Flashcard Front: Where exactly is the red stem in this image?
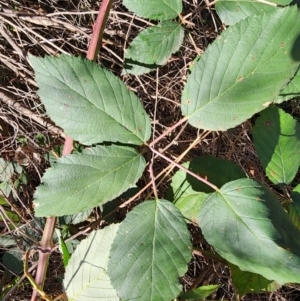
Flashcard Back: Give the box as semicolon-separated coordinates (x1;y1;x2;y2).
86;0;113;61
30;1;113;300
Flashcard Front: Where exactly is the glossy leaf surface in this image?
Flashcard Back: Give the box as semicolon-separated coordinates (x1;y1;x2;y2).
2;248;23;275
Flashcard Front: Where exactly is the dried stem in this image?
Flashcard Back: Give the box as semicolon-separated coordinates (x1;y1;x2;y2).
0;91;66;138
149;146;219;192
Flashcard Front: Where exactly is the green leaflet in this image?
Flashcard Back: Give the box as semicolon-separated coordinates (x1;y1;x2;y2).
64;225;119;301
289;185;300;231
169;156;245;222
108;199;192;301
122;0;182;20
253;106;300;185
179;285;219;300
199;178;300;284
123;20;184;75
34;145;146;217
230;264;281;296
29;54;151;145
277;69;300;103
215;0;292;25
181;7;300;131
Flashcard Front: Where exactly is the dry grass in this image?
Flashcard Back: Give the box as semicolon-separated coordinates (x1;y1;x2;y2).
1;0;300;300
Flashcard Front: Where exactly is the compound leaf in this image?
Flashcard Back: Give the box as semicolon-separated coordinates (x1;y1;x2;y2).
253;106;300;185
181;7;300;131
123;20;184;75
108;199;192;301
34;145;146;217
215;0;291;25
122;0;182;20
29;54;151;145
64;224;119;301
199;178;300;284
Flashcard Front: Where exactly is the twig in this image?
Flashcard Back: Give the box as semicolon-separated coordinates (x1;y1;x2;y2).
3;262;38;301
0;21;25;58
149;146;219;191
148;117;188;148
101;131;212;220
193;248;227;264
148;68;160;199
24;247;67;301
145;130;212;200
0;91;66;138
0;206;39;245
